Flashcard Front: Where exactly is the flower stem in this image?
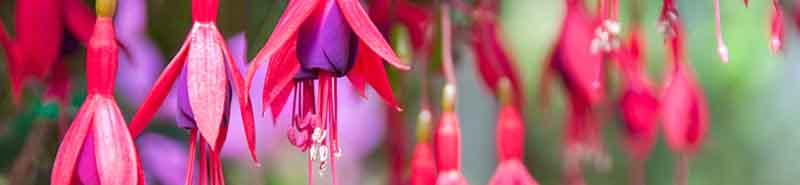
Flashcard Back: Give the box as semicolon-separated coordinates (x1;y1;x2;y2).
441;4;457;86
674;154;689;185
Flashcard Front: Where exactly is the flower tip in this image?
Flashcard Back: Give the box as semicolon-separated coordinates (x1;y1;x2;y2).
770;37;782;54
442;84;457;112
497;78;512;106
416;110;432;142
717;45;729;63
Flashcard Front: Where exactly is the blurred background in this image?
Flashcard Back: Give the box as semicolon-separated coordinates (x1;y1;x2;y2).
0;0;797;185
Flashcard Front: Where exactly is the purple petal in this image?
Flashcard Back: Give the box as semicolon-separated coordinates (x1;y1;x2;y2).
176;64;197;129
77;133;100;185
296;0;356;79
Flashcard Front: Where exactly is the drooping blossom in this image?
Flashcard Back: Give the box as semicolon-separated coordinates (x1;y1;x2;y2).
113;0;177;118
137;133;190;185
127;4;259;184
410;109;437;185
435;85;468;185
539;1;607;184
470;2;525;111
489;79;539;185
614;25;659;185
0;0;94;104
246;0;409;183
658;1;710;184
51;4;144;184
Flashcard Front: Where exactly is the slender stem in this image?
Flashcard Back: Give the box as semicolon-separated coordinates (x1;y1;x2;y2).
629;159;645;185
674;154;689;185
441;4;457;86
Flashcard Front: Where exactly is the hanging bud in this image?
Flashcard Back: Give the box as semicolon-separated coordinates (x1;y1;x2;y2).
410;109;437;185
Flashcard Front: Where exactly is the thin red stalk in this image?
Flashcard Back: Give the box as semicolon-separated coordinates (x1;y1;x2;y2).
714;0;729;63
200;138;208;185
611;0;619;20
629;159;645;185
449;0;473;14
8;122;49;185
441;4;457;86
185;129;198;185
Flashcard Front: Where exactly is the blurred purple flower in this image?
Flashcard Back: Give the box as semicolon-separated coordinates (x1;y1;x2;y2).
137;133;190;185
114;0;176;118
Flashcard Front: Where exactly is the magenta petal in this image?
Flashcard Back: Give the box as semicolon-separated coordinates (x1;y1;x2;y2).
77;134;100;185
176;65;197;129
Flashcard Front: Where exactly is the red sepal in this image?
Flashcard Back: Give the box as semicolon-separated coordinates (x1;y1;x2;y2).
249;0;320;78
129;36;192;138
63;0;96;44
337;0;409;70
354;41;401;110
51;100;95;185
217;31;260;165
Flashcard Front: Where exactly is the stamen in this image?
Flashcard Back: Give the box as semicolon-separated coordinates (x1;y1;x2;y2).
199;137;208;185
770;0;782;54
184;129;198;185
714;0;729;63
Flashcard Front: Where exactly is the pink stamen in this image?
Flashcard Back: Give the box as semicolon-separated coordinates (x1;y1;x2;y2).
714;0;729;63
770;0;782;54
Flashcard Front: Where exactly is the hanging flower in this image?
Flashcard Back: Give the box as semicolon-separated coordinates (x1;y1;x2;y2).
539;1;607;184
769;0;783;53
246;0;409;183
470;4;525;111
410;109;437;185
489;79;539;185
0;0;94;103
658;1;710;184
613;25;659;185
127;2;259;181
51;4;145;184
435;85;468;185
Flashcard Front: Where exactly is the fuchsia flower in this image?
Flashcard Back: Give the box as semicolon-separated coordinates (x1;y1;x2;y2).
769;0;783;53
0;0;94;104
470;3;525;111
130;0;258;162
489;80;538;185
658;1;710;184
410;110;437;185
245;0;409;183
613;26;659;185
435;85;468;185
540;1;607;184
51;5;145;184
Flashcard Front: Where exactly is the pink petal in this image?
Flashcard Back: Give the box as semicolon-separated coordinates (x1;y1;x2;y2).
186;26;228;150
51;100;96;185
92;99;140;185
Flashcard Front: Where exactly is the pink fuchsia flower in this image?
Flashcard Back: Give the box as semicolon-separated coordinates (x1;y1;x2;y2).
0;0;94;104
489;80;538;185
410;110;437;185
769;0;783;53
246;0;409;183
658;1;710;184
612;26;659;185
470;4;525;111
435;85;468;185
127;0;259;177
539;1;607;184
51;5;145;184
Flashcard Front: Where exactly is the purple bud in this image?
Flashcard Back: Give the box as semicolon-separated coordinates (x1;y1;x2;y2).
295;0;357;79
